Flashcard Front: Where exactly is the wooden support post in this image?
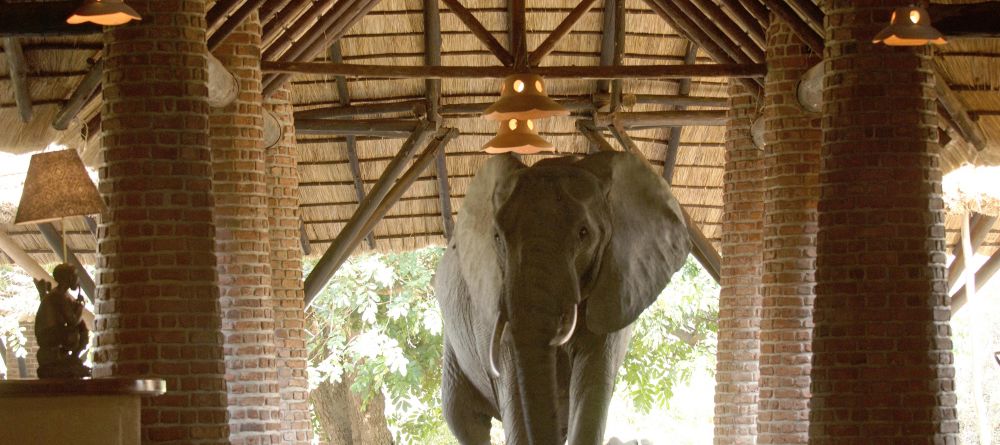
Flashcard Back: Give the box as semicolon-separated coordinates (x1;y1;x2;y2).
595;110;728;128
425;0;453;239
529;0;600;67
52;60;103;131
441;0;514;66
576;120;616;152
952;247;1000;313
947;214;997;294
663;43;699;183
3;38;33;123
36;222;96;303
303;122;434;301
935;67;988;151
597;0;617;98
610;0;627;111
294;119;424;136
759;0;823;55
434;149;455;240
262;61;767;79
304;127;456;304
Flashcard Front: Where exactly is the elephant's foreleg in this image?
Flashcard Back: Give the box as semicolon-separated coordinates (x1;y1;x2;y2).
442;343;493;445
567;325;634;445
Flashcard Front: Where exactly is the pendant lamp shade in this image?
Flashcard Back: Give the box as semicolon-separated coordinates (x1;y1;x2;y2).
483;74;570;121
14;150;107;225
483;119;554;155
66;0;142;26
872;6;945;46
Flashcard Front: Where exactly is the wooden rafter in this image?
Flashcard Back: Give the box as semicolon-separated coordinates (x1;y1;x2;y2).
53;60;102;131
260;0;296;27
735;0;770;29
3;38;33;123
690;0;764;63
295;100;427;119
36;222;96;303
299;218;312;255
441;0;514;66
597;0;618;98
673;0;758;64
663;42;699;183
610;0;627;111
529;0;600;67
425;0;455;240
759;0;823;55
595;110;728;128
206;0;243;35
576;120;617;153
508;0;528;70
935;67;989;152
717;0;766;47
295;118;424;136
330;42;376;250
262;0;338;56
952;247;1000;313
263;61;766;79
608;122;641;154
947;214;997;294
208;0;269;50
786;0;824;36
303;126;454;304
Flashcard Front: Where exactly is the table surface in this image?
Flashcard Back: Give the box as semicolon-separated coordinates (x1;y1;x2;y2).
0;377;166;397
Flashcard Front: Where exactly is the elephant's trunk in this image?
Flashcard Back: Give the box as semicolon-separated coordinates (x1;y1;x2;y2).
513;336;559;445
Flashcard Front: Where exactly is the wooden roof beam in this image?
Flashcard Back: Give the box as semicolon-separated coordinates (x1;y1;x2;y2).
3;38;33;123
607;121;641;154
642;0;762;97
295;118;425;137
759;0;823;55
261;0;337;54
935;67;988;152
206;0;245;36
736;0;770;27
928;2;1000;38
304;126;456;304
576;120;617;153
595;110;728;128
263;0;380;96
673;0;760;64
951;245;1000;313
529;0;600;67
786;0;824;36
947;214;997;295
425;0;454;240
208;0;269;51
441;0;514;66
330;42;376;250
610;0;627;111
508;0;527;70
663;42;699;183
52;60;103;131
295;100;427;120
597;0;617;97
37;222;96;304
689;0;764;63
716;0;766;47
263;61;766;79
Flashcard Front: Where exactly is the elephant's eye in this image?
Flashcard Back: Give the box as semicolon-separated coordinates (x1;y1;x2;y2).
579;227;589;239
494;233;501;243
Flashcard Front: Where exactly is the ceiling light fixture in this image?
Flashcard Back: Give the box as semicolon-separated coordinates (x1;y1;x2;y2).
67;0;142;26
872;5;946;46
482;74;569;121
482;118;554;155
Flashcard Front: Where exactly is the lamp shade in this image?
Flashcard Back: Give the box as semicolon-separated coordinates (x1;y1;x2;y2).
872;6;945;46
483;119;554;155
66;0;142;26
14;150;107;225
482;74;570;121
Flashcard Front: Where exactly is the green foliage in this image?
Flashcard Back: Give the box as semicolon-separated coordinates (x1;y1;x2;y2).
617;258;720;413
0;264;42;362
306;247;446;444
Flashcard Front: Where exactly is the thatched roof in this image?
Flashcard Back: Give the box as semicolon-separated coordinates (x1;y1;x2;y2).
0;0;998;269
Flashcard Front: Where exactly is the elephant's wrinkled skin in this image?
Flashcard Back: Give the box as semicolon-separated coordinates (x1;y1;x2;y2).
435;151;690;445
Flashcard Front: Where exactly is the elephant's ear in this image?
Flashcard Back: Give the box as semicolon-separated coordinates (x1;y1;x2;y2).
576;151;691;334
454;154;526;306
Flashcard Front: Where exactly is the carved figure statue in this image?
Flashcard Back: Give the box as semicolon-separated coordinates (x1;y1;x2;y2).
34;263;91;378
435;151;690;444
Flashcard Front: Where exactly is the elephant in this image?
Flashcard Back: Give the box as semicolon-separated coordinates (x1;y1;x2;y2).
434;150;691;445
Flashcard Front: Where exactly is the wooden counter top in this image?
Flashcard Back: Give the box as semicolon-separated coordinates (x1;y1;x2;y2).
0;378;166;397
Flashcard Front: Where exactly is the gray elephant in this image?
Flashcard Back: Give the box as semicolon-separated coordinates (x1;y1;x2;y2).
434;150;690;445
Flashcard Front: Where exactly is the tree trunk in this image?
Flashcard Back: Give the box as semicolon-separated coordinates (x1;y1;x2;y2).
310;373;394;445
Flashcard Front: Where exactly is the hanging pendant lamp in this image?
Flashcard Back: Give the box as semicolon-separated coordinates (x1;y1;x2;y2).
482;74;570;121
67;0;142;26
872;6;945;46
482;118;554;155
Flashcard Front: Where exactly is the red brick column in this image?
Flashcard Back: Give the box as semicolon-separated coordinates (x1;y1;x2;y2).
757;16;820;445
812;1;958;443
265;88;312;445
209;13;281;445
714;81;763;445
94;1;229;443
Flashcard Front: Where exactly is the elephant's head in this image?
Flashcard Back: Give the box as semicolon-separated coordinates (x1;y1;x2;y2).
454;151;690;444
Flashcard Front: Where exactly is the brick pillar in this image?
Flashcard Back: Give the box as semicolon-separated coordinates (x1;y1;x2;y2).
264;88;312;445
812;2;958;443
757;15;820;445
714;81;763;445
94;1;229;443
209;13;281;445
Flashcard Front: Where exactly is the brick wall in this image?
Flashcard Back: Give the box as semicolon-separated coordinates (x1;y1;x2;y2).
265;88;312;445
757;16;820;445
813;1;958;443
94;1;230;443
209;13;282;445
714;81;763;445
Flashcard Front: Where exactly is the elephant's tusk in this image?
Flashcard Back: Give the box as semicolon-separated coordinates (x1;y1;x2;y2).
549;305;578;347
489;313;507;378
